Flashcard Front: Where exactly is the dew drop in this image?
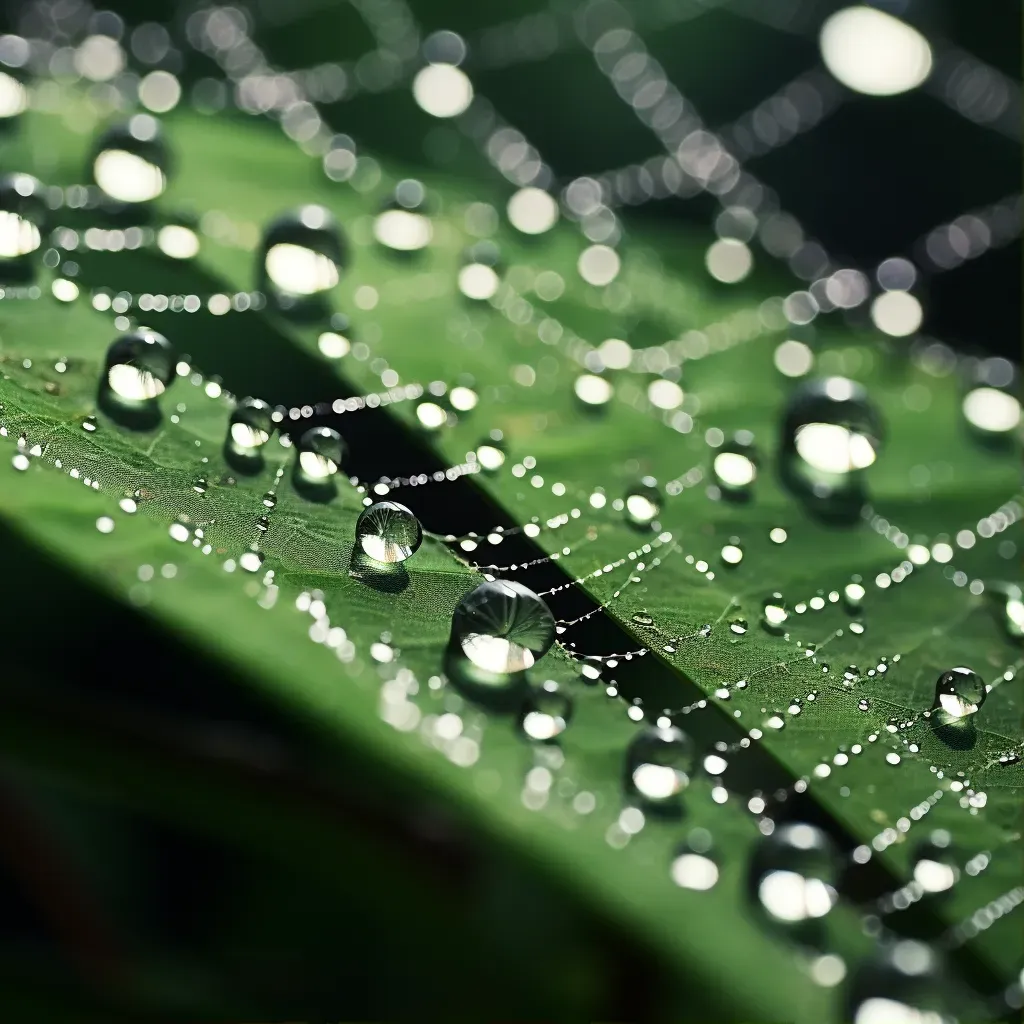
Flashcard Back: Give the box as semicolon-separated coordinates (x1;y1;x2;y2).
845;941;948;1024
624;478;661;528
374;179;432;252
192;475;207;494
911;830;959;894
730;617;749;635
671;832;720;890
81;415;98;433
625;725;695;806
260;206;344;315
450;580;555;677
475;435;506;472
296;426;344;480
91;115;169;204
844;580;866;613
762;592;789;633
749;823;839;934
519;679;573;742
104;329;175;403
229;397;275;450
0;173;45;273
356;501;422;564
458;241;501;300
631;612;654;626
262;491;277;509
721;538;744;565
712;432;758;499
933;666;986;719
256;515;269;533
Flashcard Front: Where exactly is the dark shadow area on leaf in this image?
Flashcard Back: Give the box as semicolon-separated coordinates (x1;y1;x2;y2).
348;547;410;594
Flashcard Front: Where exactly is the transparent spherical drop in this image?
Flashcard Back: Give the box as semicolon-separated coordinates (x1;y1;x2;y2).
671;830;720;890
911;829;959;894
92;115;169;203
519;678;573;741
845;941;949;1024
934;666;986;719
0;173;45;263
356;501;422;564
961;358;1020;440
624;478;661;528
229;397;274;450
749;822;839;928
105;329;175;402
297;426;345;479
260;205;345;299
451;579;555;675
625;725;695;804
374;179;432;252
782;377;883;479
761;592;789;633
712;431;758;498
458;240;502;300
475;435;506;472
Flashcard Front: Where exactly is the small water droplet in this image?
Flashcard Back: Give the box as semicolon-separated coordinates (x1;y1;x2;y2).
934;666;986;719
749;823;839;936
721;537;744;565
631;612;654;626
356;501;422;564
712;432;758;498
450;580;555;677
625;725;695;807
229;397;275;450
762;592;789;633
295;426;344;484
260;205;345;316
104;329;175;403
843;580;865;613
374;179;432;253
730;617;748;635
519;679;572;742
475;436;506;471
624;477;661;528
92;115;169;204
256;515;269;533
845;941;947;1024
81;415;98;432
458;241;501;300
239;548;264;573
911;830;958;894
0;173;45;273
262;491;277;509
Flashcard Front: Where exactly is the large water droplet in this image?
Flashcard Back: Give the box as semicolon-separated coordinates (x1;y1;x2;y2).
911;830;959;894
624;478;661;528
934;666;986;719
229;398;274;450
0;173;44;276
712;431;758;499
260;206;344;316
374;179;432;252
762;592;789;633
780;377;883;523
519;679;572;741
450;580;555;676
750;823;839;933
458;240;501;300
91;114;169;203
625;725;695;806
845;941;948;1024
356;501;422;564
293;426;344;500
102;330;174;428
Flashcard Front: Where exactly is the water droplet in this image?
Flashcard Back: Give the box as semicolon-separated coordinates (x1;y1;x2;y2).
519;679;572;741
296;426;344;480
762;592;789;633
374;179;432;252
624;478;661;528
104;329;175;407
458;241;501;300
229;397;275;450
81;415;98;433
845;941;948;1024
934;666;986;719
239;548;264;573
721;538;744;565
574;373;614;407
730;617;748;635
625;725;695;806
450;580;555;676
91;114;168;204
192;475;207;494
962;359;1020;439
356;501;422;564
712;432;758;498
749;823;839;934
256;515;269;533
631;612;654;626
475;436;506;471
260;206;344;316
671;832;720;890
989;582;1024;641
0;173;45;275
844;580;866;613
858;699;870;711
780;377;883;523
911;830;959;894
